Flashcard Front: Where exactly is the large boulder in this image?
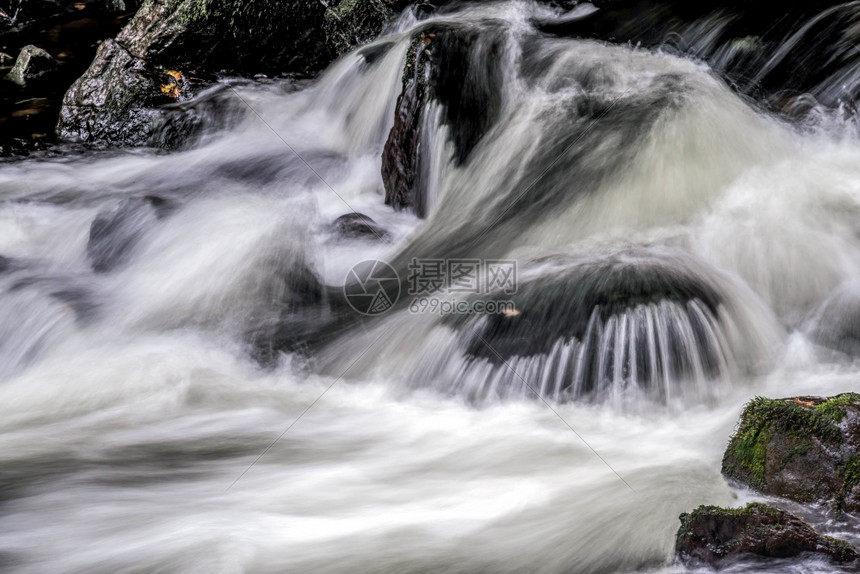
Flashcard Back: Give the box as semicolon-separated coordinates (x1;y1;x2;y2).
57;0;334;146
675;503;859;568
722;393;860;512
436;246;776;404
381;22;503;217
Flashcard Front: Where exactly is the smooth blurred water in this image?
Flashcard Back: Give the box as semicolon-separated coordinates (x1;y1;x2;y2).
0;2;859;572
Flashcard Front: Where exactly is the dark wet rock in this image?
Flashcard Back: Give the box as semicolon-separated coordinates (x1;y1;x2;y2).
461;249;721;360
381;23;504;217
0;138;50;158
0;3;136;152
722;393;860;513
436;247;767;403
57;39;173;146
675;503;860;567
330;213;390;241
4;45;60;86
0;1;138;32
324;0;407;56
147;83;247;150
87;195;176;272
57;0;333;146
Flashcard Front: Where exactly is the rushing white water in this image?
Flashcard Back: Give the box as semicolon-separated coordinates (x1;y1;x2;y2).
1;1;860;572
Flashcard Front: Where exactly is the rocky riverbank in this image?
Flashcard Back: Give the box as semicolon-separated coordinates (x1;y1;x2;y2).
4;0;860;157
675;394;860;570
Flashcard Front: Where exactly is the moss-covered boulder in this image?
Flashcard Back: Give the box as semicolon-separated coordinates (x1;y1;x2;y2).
722;393;860;512
57;0;334;146
675;503;859;567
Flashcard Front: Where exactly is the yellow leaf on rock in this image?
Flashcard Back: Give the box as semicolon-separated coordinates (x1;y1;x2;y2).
160;82;180;98
159;70;183;99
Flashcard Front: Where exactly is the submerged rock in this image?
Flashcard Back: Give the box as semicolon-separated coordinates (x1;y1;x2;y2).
4;45;60;86
807;284;860;357
722;393;860;512
329;213;390;241
381;23;503;217
441;246;774;403
57;0;333;146
675;503;859;567
87;195;176;272
244;263;328;366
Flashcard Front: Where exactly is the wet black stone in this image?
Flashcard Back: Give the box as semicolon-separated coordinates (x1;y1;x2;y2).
676;503;860;567
4;44;60;86
447;249;730;401
381;22;504;217
330;213;390;241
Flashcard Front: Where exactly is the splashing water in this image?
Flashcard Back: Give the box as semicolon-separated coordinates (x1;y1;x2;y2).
0;2;859;573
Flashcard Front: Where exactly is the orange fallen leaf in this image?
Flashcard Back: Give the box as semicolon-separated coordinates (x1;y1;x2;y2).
793;398;815;407
73;2;86;10
503;308;521;318
160;70;183;98
160;82;180;98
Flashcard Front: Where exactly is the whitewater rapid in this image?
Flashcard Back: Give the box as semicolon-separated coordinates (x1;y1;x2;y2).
0;1;860;572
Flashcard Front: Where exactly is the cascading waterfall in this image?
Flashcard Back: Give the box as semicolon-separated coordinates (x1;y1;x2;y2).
452;299;736;404
0;2;860;573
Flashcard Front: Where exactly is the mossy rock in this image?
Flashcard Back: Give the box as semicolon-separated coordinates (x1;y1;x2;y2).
675;502;859;567
324;0;403;55
722;393;860;512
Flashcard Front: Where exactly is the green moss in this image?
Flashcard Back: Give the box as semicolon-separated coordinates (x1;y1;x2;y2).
324;0;394;55
837;456;860;511
722;396;844;489
815;392;860;423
